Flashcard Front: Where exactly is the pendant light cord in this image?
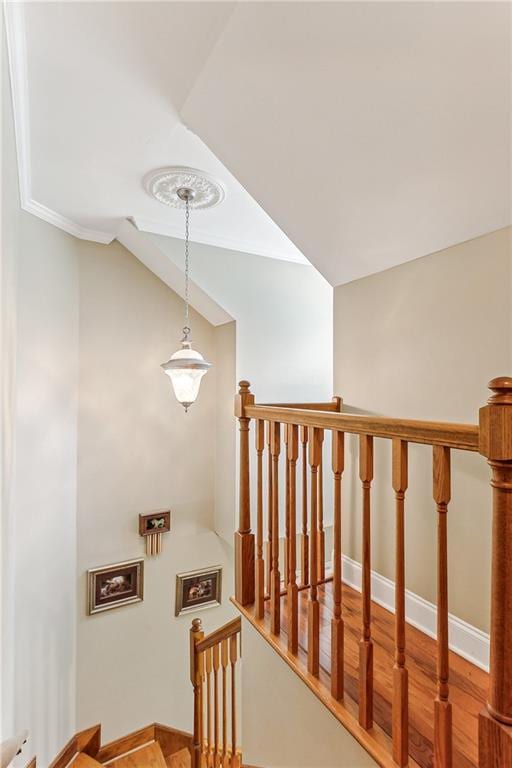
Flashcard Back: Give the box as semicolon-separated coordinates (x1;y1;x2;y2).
184;196;190;335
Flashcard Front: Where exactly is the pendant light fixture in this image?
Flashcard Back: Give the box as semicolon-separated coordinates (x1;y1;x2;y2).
160;187;212;411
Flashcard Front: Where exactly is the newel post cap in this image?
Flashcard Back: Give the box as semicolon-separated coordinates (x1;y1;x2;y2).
479;377;512;460
191;617;202;632
234;380;255;418
487;377;512;404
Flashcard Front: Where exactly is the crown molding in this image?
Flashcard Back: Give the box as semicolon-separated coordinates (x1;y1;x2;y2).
4;2;114;245
22;198;114;244
131;216;308;264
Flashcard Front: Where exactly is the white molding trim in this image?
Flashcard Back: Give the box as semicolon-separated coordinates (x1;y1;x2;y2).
117;219;232;327
4;2;114;245
132;216;308;265
339;554;489;672
22;198;114;244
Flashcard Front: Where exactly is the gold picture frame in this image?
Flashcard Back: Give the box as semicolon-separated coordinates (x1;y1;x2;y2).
175;565;222;616
88;558;144;615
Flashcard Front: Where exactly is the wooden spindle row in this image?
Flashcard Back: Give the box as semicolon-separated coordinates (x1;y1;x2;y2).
191;621;241;768
246;410;454;767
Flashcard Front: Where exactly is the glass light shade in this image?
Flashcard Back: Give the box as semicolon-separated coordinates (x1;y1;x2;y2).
161;345;211;411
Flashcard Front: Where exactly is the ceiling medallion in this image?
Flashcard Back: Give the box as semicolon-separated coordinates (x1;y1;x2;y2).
145;166;225;210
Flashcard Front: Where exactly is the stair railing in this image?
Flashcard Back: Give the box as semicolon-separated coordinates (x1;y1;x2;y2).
190;616;242;768
234;377;512;768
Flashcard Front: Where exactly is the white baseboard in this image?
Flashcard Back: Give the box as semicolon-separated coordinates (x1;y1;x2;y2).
336;554;489;672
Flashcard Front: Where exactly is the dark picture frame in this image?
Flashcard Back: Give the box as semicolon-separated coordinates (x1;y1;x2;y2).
175;566;222;616
88;558;144;615
138;510;171;537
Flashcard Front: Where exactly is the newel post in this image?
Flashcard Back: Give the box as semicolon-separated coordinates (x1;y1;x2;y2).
190;618;205;768
235;381;255;605
478;377;512;767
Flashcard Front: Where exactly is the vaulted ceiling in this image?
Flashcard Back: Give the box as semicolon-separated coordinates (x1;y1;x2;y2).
7;1;511;286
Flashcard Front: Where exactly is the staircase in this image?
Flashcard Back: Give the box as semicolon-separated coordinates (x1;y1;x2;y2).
19;616;246;768
46;724;193;768
42;720;256;768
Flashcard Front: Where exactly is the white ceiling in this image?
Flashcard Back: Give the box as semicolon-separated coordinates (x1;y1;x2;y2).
7;1;511;286
182;2;511;285
7;1;305;263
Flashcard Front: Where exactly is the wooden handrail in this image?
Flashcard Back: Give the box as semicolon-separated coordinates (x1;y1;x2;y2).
245;405;479;451
195;617;241;653
261;398;342;411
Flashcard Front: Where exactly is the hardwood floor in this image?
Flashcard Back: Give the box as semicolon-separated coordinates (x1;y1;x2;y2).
235;582;488;768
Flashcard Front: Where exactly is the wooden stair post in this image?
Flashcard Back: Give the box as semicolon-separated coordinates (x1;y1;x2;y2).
235;381;255;606
190;619;205;768
478;377;512;767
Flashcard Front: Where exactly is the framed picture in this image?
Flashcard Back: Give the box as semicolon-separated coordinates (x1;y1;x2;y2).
175;566;222;616
139;510;171;537
88;558;144;615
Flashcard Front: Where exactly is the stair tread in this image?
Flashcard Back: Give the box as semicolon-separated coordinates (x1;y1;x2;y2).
108;743;167;768
70;755;103;768
165;748;190;768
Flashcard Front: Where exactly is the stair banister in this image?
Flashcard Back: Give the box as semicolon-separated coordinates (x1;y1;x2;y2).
478;377;512;767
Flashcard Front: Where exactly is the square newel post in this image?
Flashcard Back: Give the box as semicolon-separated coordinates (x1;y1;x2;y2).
478;377;512;767
190;618;205;768
235;381;255;605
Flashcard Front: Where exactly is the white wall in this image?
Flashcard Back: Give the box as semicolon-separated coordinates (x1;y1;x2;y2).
241;619;376;768
333;227;512;632
2;22;78;764
150;235;333;403
213;321;237;544
76;240;237;740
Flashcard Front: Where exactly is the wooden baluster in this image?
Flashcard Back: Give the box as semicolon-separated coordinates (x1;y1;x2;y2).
230;635;239;768
359;434;374;729
235;381;255;606
478;377;512;768
212;644;220;768
331;430;345;700
433;445;452;768
317;431;326;581
393;438;409;766
287;424;299;654
300;426;309;587
190;619;205;768
205;648;213;768
308;427;323;676
221;639;229;767
255;420;265;619
266;421;272;598
270;422;281;635
284;425;290;587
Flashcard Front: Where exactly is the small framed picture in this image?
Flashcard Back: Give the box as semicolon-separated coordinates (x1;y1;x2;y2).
88;558;144;615
139;510;171;537
175;566;222;616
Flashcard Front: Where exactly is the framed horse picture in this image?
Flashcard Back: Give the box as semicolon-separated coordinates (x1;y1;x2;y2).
175;566;222;616
88;558;144;615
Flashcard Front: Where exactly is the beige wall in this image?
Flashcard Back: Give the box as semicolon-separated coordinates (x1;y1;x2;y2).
241;619;376;768
333;227;512;631
76;241;236;740
3;22;79;764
